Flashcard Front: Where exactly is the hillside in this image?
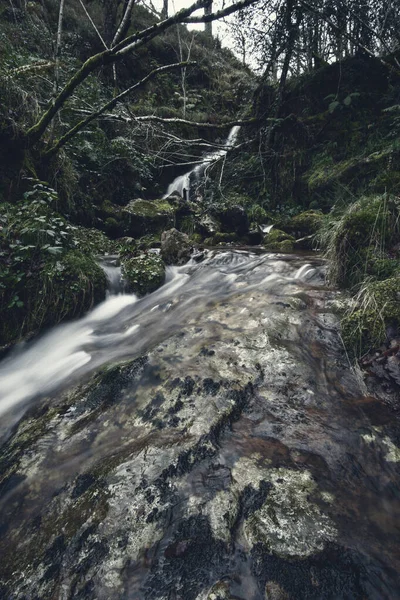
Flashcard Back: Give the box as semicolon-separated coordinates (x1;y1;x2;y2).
0;0;253;347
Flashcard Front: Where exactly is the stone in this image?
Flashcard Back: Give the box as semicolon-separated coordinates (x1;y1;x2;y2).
213;205;249;236
161;228;192;265
198;214;221;236
265;581;289;600
123;199;175;237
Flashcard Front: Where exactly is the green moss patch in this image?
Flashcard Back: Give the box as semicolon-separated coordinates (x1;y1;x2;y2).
264;229;295;252
121;253;165;296
123;199;176;237
286;210;323;237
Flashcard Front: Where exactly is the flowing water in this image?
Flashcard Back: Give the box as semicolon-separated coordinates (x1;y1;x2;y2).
0;250;399;600
164;126;240;199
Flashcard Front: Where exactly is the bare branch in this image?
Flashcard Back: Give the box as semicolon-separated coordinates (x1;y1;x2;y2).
25;0;261;146
78;0;108;49
184;0;260;24
112;0;136;47
129;115;259;127
7;61;54;76
46;62;197;155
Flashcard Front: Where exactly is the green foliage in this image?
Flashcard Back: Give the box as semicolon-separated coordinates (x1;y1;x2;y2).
341;277;400;356
0;181;108;345
247;204;268;225
121;253;165;296
73;226;116;255
318;194;400;287
325;92;361;114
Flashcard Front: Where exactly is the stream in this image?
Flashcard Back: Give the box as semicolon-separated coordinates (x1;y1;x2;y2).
0;250;400;599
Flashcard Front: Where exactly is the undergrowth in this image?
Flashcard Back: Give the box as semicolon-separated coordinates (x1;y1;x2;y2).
318;193;400;356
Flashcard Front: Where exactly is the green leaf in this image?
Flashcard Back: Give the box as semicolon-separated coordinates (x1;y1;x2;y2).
329;100;340;113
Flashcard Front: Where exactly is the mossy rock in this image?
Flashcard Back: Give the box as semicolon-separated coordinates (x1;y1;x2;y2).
74;226;116;255
190;233;203;244
341;277;400;355
0;250;107;346
213;232;238;244
123;199;175;237
286;210;323;237
212;205;249;235
264;229;295;252
121;253;165;296
204;237;217;246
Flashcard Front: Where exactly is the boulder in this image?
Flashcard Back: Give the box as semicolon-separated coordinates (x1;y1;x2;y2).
161;228;192;265
121;253;165;296
123;199;175;237
264;229;296;252
213;205;249;236
198;213;221;236
286;210;323;238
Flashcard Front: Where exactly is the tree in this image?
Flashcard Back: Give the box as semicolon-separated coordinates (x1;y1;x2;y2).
9;0;260;156
204;0;213;37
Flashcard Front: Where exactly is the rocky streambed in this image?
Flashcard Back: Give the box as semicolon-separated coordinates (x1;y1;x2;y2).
0;250;399;599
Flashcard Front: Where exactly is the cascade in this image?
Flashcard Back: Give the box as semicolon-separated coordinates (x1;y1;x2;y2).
0;250;399;599
164;125;240;200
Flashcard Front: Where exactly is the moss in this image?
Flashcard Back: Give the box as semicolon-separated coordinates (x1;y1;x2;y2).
0;250;107;346
204;237;217;246
124;199;174;218
341;276;400;354
213;232;238;244
264;229;295;252
286;210;323;237
73;226;116;254
305;147;393;193
123;199;176;237
190;233;203;244
121;253;165;296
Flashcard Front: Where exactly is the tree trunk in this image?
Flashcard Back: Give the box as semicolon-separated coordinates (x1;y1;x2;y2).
205;0;212;37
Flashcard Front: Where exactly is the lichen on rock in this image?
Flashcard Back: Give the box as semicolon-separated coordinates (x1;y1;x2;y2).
243;468;337;559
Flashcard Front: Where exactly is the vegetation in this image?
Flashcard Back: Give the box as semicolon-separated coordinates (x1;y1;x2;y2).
121;253;165;296
1;0;400;363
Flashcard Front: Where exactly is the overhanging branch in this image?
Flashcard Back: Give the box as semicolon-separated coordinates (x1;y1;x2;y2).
46;61;197;155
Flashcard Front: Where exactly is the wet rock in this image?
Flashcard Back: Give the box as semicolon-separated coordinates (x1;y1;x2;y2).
265;581;289;600
161;228;192;265
244;469;337;559
1;252;399;599
198;214;221;236
212;205;249;236
123;199;175;237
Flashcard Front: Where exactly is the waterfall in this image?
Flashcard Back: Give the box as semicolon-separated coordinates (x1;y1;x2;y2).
98;255;123;296
164;125;240;200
